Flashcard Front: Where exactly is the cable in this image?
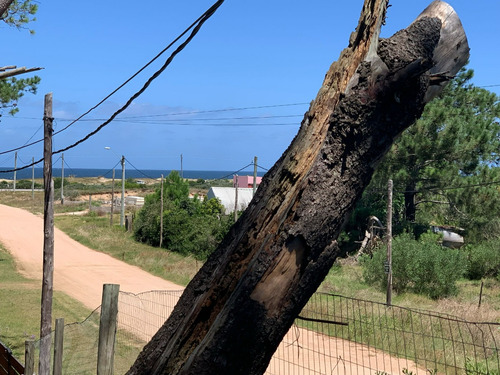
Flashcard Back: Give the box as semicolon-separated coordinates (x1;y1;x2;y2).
256;164;269;172
99;160;122;179
61;114;304;123
0;0;225;173
212;163;254;181
0;0;225;157
124;157;157;180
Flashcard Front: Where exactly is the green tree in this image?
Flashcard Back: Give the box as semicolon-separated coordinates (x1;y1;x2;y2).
133;171;232;259
367;68;500;239
1;0;40;116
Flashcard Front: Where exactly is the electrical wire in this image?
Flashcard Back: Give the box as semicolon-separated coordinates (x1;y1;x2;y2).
212;163;254;181
256;164;269;172
99;160;122;179
124;157;157;180
0;0;225;173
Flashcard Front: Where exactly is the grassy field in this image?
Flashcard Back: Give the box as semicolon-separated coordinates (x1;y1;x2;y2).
0;244;92;359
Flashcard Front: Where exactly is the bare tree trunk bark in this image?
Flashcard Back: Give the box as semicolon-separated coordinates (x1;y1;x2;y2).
127;1;468;374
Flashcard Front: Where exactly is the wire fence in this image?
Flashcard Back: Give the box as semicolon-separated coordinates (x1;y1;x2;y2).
28;291;499;374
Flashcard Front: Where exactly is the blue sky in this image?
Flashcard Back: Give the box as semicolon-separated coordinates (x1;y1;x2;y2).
1;0;499;173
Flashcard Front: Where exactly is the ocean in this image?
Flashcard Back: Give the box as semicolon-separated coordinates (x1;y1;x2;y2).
0;167;266;181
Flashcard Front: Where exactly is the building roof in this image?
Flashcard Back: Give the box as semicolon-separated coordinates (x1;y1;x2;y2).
207;187;254;215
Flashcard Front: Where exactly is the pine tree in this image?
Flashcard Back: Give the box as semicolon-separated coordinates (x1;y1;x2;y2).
369;68;500;239
1;0;40;116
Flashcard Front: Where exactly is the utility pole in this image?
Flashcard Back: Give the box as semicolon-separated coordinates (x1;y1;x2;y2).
110;169;115;226
160;174;164;248
13;151;17;191
31;156;35;200
252;156;258;196
180;154;183;179
234;175;239;223
386;179;393;307
61;153;65;205
39;93;54;375
120;156;125;227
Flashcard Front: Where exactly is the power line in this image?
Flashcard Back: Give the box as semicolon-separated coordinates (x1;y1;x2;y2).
212;163;254;181
99;160;122;179
0;0;225;173
0;0;225;158
124;157;157;180
256;164;269;172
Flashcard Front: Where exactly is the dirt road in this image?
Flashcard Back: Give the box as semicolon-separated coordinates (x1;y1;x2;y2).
0;204;183;310
0;204;425;374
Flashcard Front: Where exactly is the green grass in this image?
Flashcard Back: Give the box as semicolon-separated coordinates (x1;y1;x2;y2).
0;244;92;359
54;214;200;286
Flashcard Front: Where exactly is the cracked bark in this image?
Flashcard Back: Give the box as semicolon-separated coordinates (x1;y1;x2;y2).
127;1;469;374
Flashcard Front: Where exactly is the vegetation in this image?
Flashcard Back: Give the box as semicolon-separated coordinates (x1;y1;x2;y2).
1;0;40;116
361;232;467;299
0;244;92;359
134;171;232;260
342;68;500;247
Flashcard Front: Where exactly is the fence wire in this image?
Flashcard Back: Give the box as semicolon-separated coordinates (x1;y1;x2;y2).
29;291;499;375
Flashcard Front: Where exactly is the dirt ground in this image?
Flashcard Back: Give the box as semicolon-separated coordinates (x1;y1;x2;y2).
0;204;182;310
0;204;425;374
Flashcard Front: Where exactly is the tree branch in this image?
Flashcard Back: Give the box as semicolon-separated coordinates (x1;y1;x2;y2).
0;66;43;79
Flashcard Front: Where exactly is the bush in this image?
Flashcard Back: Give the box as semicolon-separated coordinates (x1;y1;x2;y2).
465;240;500;280
361;232;467;299
133;171;232;260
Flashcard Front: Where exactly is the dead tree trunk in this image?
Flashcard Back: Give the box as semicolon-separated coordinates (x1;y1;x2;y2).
127;1;468;374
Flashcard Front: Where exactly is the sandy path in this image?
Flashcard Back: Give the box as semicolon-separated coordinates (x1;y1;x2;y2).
0;204;183;310
0;204;425;374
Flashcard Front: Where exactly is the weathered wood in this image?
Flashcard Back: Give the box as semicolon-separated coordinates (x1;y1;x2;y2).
97;284;119;375
0;340;23;375
24;341;35;375
53;318;64;375
39;93;54;375
127;1;469;374
0;66;43;79
386;179;393;307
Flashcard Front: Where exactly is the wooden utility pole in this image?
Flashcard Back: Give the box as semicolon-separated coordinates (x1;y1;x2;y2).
39;92;54;375
13;151;17;191
109;169;115;225
160;174;164;248
180;154;183;179
120;156;125;227
31;156;35;200
61;153;65;205
253;156;258;196
127;2;469;374
234;174;239;223
386;179;393;307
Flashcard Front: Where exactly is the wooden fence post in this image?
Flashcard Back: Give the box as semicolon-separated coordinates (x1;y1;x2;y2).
53;318;64;375
24;340;35;375
97;284;119;375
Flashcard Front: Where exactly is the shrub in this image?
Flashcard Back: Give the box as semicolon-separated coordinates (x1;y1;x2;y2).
361;232;467;299
133;171;232;260
465;240;500;280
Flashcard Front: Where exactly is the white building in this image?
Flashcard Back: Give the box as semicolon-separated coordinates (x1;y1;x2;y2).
206;187;254;215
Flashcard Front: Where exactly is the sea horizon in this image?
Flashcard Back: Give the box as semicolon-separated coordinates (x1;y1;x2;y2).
0;167;266;181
